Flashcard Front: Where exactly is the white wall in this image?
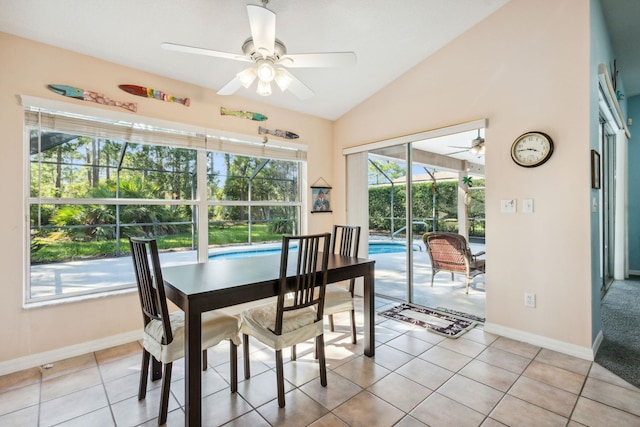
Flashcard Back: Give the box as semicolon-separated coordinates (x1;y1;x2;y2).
0;32;334;369
0;0;609;370
334;0;596;356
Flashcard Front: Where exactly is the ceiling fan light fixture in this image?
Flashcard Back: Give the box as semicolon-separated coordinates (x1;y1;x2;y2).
256;79;272;96
256;60;275;82
162;1;357;100
274;68;293;91
237;67;257;88
471;144;485;155
470;129;485;155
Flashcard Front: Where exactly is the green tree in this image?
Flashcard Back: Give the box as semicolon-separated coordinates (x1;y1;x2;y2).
368;159;406;185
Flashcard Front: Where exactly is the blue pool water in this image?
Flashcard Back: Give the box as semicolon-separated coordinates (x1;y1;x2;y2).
208;242;407;260
370;243;409;254
211;248;283;259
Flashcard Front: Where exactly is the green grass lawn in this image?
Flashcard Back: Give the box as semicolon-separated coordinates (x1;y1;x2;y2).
31;224;285;264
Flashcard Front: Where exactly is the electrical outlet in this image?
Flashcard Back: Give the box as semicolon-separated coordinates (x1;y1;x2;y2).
524;293;536;308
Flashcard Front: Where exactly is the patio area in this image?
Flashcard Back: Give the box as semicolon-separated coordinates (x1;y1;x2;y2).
368;238;486;319
30;238;486;319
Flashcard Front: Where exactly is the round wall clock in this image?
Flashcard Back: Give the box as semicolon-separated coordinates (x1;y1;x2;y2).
510;131;554;167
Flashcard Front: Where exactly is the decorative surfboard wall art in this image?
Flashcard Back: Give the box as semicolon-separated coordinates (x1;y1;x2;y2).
119;85;190;106
47;84;137;112
258;126;299;140
220;107;268;121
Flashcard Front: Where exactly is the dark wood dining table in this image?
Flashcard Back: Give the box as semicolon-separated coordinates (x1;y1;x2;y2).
162;252;375;426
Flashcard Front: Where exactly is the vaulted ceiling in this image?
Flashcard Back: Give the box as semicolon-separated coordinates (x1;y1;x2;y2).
0;0;509;121
2;1;636;169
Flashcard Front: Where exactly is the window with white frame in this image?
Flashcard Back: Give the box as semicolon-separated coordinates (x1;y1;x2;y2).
26;103;304;304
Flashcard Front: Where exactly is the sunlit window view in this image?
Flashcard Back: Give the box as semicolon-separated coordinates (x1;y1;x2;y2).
28;110;302;303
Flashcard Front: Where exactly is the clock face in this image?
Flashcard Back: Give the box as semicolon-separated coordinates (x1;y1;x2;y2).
511;132;554;167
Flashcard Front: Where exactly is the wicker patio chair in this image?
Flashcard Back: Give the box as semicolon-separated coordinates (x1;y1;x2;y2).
423;232;485;294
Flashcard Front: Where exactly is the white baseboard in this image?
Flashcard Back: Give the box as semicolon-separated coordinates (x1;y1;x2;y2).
0;330;142;376
628;269;640;276
591;329;604;357
2;323;605;376
484;322;596;361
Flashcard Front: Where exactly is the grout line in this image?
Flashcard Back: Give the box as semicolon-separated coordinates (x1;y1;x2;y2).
3;311;640;426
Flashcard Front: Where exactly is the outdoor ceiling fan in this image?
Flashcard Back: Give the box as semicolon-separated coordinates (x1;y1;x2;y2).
161;0;357;100
447;130;485;156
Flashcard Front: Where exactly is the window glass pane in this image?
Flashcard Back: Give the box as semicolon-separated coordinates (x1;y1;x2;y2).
208;206;297;248
26;110;301;304
119;144;196;200
207;153;298;202
209;152;243;201
30;203;197;300
208;206;249;245
250;206;298;237
30;133;122;198
28;126;199;301
251;160;298;202
30;134;196;200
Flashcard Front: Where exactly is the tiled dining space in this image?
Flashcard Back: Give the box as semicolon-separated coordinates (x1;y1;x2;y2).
1;298;639;427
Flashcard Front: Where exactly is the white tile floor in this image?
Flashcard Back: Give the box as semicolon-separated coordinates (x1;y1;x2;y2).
1;297;639;426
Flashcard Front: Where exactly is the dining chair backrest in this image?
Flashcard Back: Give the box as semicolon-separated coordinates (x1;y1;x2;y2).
275;233;331;335
331;225;361;258
130;237;173;345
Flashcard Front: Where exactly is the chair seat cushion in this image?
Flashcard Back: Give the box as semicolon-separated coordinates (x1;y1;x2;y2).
323;284;354;315
240;303;323;350
144;311;240;363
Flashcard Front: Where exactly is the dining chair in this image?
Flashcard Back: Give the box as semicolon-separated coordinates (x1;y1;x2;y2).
240;233;331;408
423;232;485;294
324;224;361;343
129;237;241;425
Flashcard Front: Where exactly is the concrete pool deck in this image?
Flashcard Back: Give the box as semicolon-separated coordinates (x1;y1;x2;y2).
29;238;486;318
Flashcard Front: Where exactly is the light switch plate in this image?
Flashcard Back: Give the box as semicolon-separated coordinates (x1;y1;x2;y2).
523;199;533;213
501;199;516;213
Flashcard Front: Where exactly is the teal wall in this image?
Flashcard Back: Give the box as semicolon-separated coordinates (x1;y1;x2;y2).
628;95;640;272
590;0;620;343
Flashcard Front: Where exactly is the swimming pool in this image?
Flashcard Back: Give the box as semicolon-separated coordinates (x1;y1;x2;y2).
208;241;408;260
369;242;410;254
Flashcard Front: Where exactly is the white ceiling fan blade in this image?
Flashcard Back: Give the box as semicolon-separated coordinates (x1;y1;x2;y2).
280;52;357;68
247;4;276;57
446;149;470;155
161;42;250;63
217;77;243;96
277;69;314;100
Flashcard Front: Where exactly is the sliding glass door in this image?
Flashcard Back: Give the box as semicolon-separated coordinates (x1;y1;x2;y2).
368;144;410;301
362;125;486;316
367;140;484;303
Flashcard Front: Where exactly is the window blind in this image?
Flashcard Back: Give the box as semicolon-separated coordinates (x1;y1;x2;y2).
22;95;307;161
25;108;204;149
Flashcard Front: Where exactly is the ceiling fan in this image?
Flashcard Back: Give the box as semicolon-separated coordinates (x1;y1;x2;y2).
447;130;485;156
161;0;356;100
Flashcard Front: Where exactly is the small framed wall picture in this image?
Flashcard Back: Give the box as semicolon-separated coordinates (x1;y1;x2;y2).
311;186;332;213
591;150;601;189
